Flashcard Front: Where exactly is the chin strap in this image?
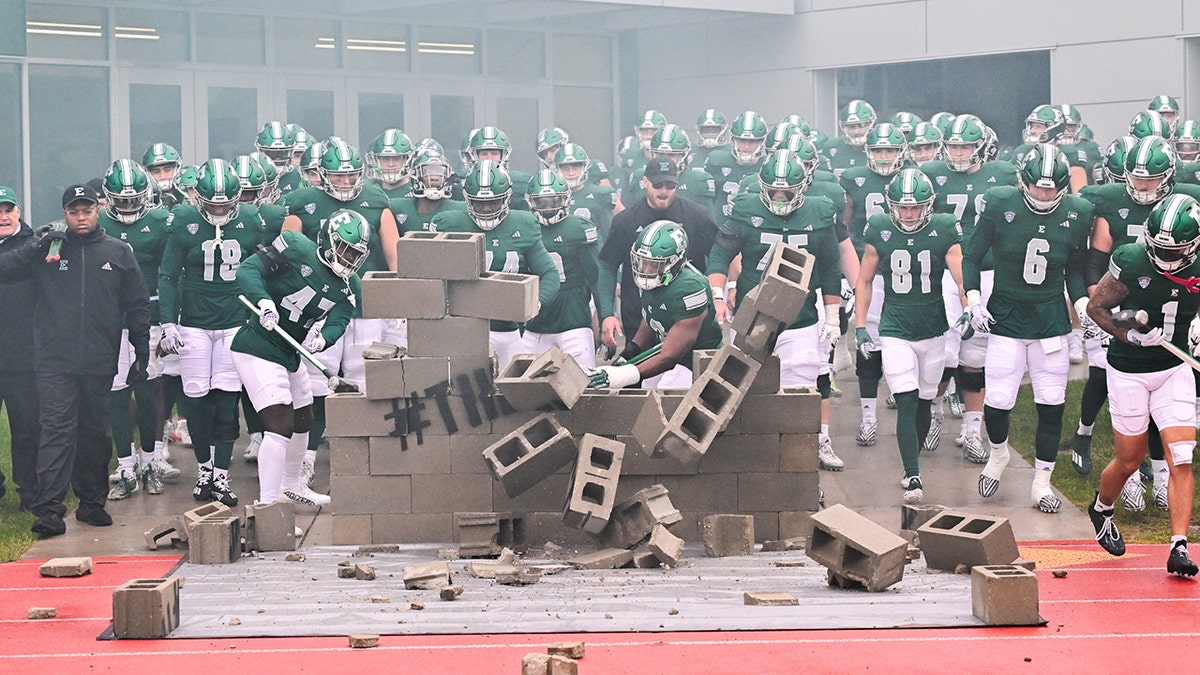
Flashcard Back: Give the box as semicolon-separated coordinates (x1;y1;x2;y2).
1163;268;1200;293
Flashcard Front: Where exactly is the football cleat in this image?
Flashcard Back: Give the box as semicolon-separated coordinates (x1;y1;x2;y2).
140;465;164;495
946;391;965;418
885;393;897;409
1071;433;1093;475
300;460;316;488
1033;491;1062;513
977;443;1011;498
149;456;181;480
193;466;213;502
923;415;942;453
209;472;239;507
109;465;127;485
900;475;924;505
1088;493;1125;556
1139;459;1154;484
173;418;192;446
962;429;988;464
1120;473;1146;512
244;432;262;462
855;420;877;446
107;470;140;501
818;437;845;471
1153;483;1169;511
282;485;331;508
1168;544;1199;577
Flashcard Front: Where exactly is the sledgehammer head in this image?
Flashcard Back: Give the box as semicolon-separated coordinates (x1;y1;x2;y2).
1111;308;1150;330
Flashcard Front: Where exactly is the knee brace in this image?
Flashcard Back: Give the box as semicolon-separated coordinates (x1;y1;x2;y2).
816;373;832;399
1169;440;1196;466
856;349;883;381
958;368;986;393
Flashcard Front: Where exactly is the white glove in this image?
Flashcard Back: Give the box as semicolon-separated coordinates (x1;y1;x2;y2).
965;290;994;333
817;303;841;347
257;299;280;331
840;279;855;315
1190;317;1200;358
159;323;184;355
586;363;641;389
1127;326;1165;347
302;328;327;353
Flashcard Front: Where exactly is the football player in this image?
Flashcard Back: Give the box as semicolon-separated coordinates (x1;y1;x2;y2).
621;124;718;219
143;143;185;208
392;149;464;234
257;121;303;195
823;100;876;178
468;126;531;211
555;143;620;242
704;111;769;217
694;109;730;168
366;129;413;199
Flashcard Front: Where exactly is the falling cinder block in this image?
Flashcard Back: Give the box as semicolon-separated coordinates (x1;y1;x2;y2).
807;504;907;592
649;523;684;567
28;607;57;619
702;514;755;557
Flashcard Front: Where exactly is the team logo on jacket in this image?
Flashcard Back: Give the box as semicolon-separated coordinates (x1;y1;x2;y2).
300;264;313;277
854;177;866;187
1138;276;1152;289
187;223;199;235
1004;211;1015;223
1119;208;1129;219
935;176;947;186
305;203;316;214
751;216;764;228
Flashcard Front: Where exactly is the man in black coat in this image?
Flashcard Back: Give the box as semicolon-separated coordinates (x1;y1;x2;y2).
0;186;38;510
0;185;150;537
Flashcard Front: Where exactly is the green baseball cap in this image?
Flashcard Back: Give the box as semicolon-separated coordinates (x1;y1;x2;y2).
0;186;17;206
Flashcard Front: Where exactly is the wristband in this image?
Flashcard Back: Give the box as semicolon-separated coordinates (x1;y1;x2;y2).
966;289;982;306
824;303;840;325
710;286;726;302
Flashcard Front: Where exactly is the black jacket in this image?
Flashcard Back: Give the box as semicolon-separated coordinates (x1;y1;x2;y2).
0;226;149;375
0;221;37;372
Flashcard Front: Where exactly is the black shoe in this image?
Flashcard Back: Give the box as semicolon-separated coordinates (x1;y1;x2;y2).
1088;492;1125;556
209;472;238;507
193;466;213;502
31;512;66;538
1169;544;1199;577
75;505;113;527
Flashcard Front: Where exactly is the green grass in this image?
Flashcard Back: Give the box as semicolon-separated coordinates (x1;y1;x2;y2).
1008;378;1191;543
0;409;37;561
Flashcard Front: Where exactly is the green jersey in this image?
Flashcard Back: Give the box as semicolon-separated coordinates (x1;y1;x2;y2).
231;230;359;371
390;197;466;234
919;160;1019;229
278;169;303;196
839;167;891;254
640;262;723;366
258;203;287;242
524;215;600;335
568;184;618;243
509;168;533;212
100;206;170;303
1106;243;1200;373
620;166;718;218
736;177;849;242
702;149;761;216
1178;161;1200;186
864;212;962;341
708;192;841;329
1082;183;1200;249
821;138;867;178
159;204;267;329
281;184;393;275
963;187;1092;339
587;159;610;187
373;179;412;200
430;208;562;332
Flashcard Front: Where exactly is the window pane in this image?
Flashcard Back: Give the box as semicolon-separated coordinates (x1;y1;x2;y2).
27;3;106;60
0;64;23;198
114;7;188;62
496;97;538;173
552;34;612;83
208;86;257;162
197;14;263;66
358;93;405;151
430;95;474;167
0;0;27;56
553;86;613;167
418;26;480;76
287;90;335;144
346;22;410;73
488;30;544;79
275;17;340;69
29;65;109;225
129;84;182;161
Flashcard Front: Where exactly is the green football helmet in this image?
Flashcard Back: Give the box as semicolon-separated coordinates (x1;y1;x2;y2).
525;169;571;226
1102;136;1138;184
318;209;372;280
781;135;821;175
464;160;512;230
1078;124;1095;142
635;110;667;151
780;115;812;140
194;158;243;227
1175;120;1200;162
1124;135;1177;205
102;159;152;224
885;168;936;233
319;139;365;202
174;164;199;204
696;109;729;149
247;151;280;204
1145;193;1200;273
408;150;453;201
367;129;413;184
865;123;908;177
764;122;801;154
255;121;296;173
630;219;688;291
553;143;591;189
809;128;830;149
929;112;956;137
141;143;182;191
1056;104;1083;145
616;135;639;171
1129;110;1169;140
536;127;570;169
469;126;512;168
908;122;944;164
1017;144;1071;214
649;124;692;173
757;150;811;216
889;112;922;140
231;154;268;205
1022;105;1065;145
839;100;876;147
460;129;480;172
943;115;988;172
729;110;769;167
289;124;310;162
298;141;326;188
1148;95;1181;133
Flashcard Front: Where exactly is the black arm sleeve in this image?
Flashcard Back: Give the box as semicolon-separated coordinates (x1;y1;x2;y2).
1084;248;1109;287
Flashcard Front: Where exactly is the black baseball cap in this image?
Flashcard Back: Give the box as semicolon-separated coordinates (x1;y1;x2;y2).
62;184;101;209
644;158;679;182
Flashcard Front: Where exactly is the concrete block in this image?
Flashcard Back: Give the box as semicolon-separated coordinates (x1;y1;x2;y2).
329;436;369;475
361;341;402;360
349;634;380;648
28;607;56;619
730;286;787;361
403;561;451;590
447;271;539;322
395;231;485;280
702;514;755;557
699;434;781;474
355;563;377;580
601;484;683;548
492;472;571;513
411;474;493;513
615;434;697;476
739;471;821;512
189;514;240;564
39;557;92;577
371;514;454;544
324;393;398;438
451;433;502;473
440;585;464;600
548;641;586;659
330;475;412;515
917;511;1020;571
361;272;446;319
244;501;296;552
779;511;817;539
483;413;576;498
649;523;684;567
743;591;799;606
370;433;452;475
112;577;181;639
971;564;1040;625
735;388;822;434
181;502;232;532
454;512;512;557
496;566;541;585
562;433;625;534
901;503;946;532
523;653;579;675
363;356;448;400
649;473;736;514
655;359;759;463
749;511;781;542
695;349;780;395
567;548;635;570
407;316;490;357
806;504;907;592
630;390;671;456
779;433;819;473
331;515;372;545
354;544;400;555
756;244;814;323
144;516;188;550
564;390;654;436
496;348;589;411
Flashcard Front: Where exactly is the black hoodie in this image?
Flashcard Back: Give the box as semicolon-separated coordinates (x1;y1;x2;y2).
0;221;36;372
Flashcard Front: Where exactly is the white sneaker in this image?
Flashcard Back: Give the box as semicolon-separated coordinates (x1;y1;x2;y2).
107;469;140;500
818;437;845;471
1121;473;1146;512
300;460;316;487
1031;469;1061;513
282;485;331;508
244;432;262;462
148;456;181;480
923;415;942;453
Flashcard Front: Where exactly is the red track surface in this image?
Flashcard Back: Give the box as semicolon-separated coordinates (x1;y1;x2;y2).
2;542;1198;674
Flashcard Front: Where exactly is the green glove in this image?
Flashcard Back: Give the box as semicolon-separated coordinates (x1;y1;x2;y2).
855;327;876;357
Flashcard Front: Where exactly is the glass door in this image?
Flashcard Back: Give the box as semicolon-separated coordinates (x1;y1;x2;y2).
485;83;550;175
193;70;269;163
346;77;416;152
273;75;345;144
115;69;196;165
417;80;482;171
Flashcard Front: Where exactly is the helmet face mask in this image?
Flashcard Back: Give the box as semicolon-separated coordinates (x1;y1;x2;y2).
525;169;571;226
635;110;667;151
1057;105;1083;145
367;129;413;184
408;152;453;201
142;143;182;191
553;143;590;189
536;127;570;169
464;160;512;230
886;168;935;233
195;159;242;227
1146;194;1200;274
255;121;297;173
468;127;512;170
630;219;688;291
1023;105;1065;145
757;150;811;217
319;140;365;202
696;109;729;149
730;111;768;166
649;124;692;173
865;123;907;177
319;209;371;280
1124;136;1176;206
1018;144;1070;214
1174;120;1200;162
908;122;944;164
943;116;987;172
1149;95;1181;134
103;159;151;224
839;100;876;147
